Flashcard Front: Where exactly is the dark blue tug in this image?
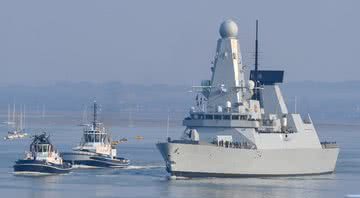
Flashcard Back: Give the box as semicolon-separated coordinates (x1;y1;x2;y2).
14;133;72;175
62;101;130;168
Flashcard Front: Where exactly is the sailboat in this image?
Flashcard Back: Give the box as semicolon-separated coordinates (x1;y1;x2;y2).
2;104;15;126
4;104;28;140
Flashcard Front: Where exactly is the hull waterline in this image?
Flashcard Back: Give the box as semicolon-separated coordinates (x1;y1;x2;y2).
62;152;129;168
157;142;339;178
13;160;72;175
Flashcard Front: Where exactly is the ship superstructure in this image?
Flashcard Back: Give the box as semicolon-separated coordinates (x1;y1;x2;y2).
157;19;339;178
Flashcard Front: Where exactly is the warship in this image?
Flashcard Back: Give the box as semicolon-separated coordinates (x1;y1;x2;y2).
157;19;339;178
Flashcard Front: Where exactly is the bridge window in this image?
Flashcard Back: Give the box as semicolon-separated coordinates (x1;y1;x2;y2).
214;115;221;120
223;115;230;120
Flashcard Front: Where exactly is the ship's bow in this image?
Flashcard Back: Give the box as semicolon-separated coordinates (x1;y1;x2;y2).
156;142;173;173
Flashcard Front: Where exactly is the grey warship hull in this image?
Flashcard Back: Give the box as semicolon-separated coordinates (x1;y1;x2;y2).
157;142;339;178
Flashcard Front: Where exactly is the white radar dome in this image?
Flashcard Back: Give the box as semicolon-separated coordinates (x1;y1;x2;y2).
219;19;238;38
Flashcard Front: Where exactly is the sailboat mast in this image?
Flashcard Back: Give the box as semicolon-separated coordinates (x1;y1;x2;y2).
20;105;23;130
23;105;25;130
12;104;15;124
7;104;10;124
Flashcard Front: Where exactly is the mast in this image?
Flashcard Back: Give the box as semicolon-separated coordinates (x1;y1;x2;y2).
12;104;15;124
7;104;10;124
20;105;23;130
93;101;97;129
254;20;260;100
23;105;26;130
128;110;133;127
166;113;170;138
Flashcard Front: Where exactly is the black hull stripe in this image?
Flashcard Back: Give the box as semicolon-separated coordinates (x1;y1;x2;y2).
64;159;129;168
170;171;334;178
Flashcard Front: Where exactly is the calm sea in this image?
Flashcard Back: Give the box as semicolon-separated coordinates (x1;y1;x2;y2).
0;121;359;198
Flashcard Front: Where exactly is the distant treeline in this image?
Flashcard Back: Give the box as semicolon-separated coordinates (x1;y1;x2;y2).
0;81;359;124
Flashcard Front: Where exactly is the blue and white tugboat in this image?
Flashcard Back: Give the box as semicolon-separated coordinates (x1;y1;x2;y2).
14;133;72;175
62;101;130;168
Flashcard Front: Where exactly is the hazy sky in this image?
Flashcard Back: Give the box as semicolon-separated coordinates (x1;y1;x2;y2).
1;0;359;85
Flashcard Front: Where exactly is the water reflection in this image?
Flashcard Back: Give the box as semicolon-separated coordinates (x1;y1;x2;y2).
165;175;338;198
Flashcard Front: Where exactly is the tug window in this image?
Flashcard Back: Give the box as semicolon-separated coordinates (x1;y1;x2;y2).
205;115;213;120
95;134;100;142
232;115;239;120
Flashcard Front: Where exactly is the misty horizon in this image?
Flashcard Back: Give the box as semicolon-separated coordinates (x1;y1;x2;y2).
1;0;360;85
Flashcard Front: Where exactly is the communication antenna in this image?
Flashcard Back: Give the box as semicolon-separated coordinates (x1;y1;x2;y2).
253;20;260;101
23;104;26;130
166;113;170;138
93;101;97;129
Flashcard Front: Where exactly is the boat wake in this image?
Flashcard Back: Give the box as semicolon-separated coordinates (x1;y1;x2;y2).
124;165;165;170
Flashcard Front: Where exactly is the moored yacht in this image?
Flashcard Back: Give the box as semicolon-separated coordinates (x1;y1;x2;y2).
62;101;129;168
4;104;28;140
13;133;72;175
4;130;28;140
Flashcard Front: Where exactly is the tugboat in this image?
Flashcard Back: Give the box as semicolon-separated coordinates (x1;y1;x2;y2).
14;133;72;175
62;101;130;168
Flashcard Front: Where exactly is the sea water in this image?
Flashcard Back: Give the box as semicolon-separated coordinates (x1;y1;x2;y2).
0;122;359;198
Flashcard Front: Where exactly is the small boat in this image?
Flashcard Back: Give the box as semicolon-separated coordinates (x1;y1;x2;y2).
111;138;128;145
135;135;144;140
4;130;28;140
13;133;72;175
62;101;130;168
